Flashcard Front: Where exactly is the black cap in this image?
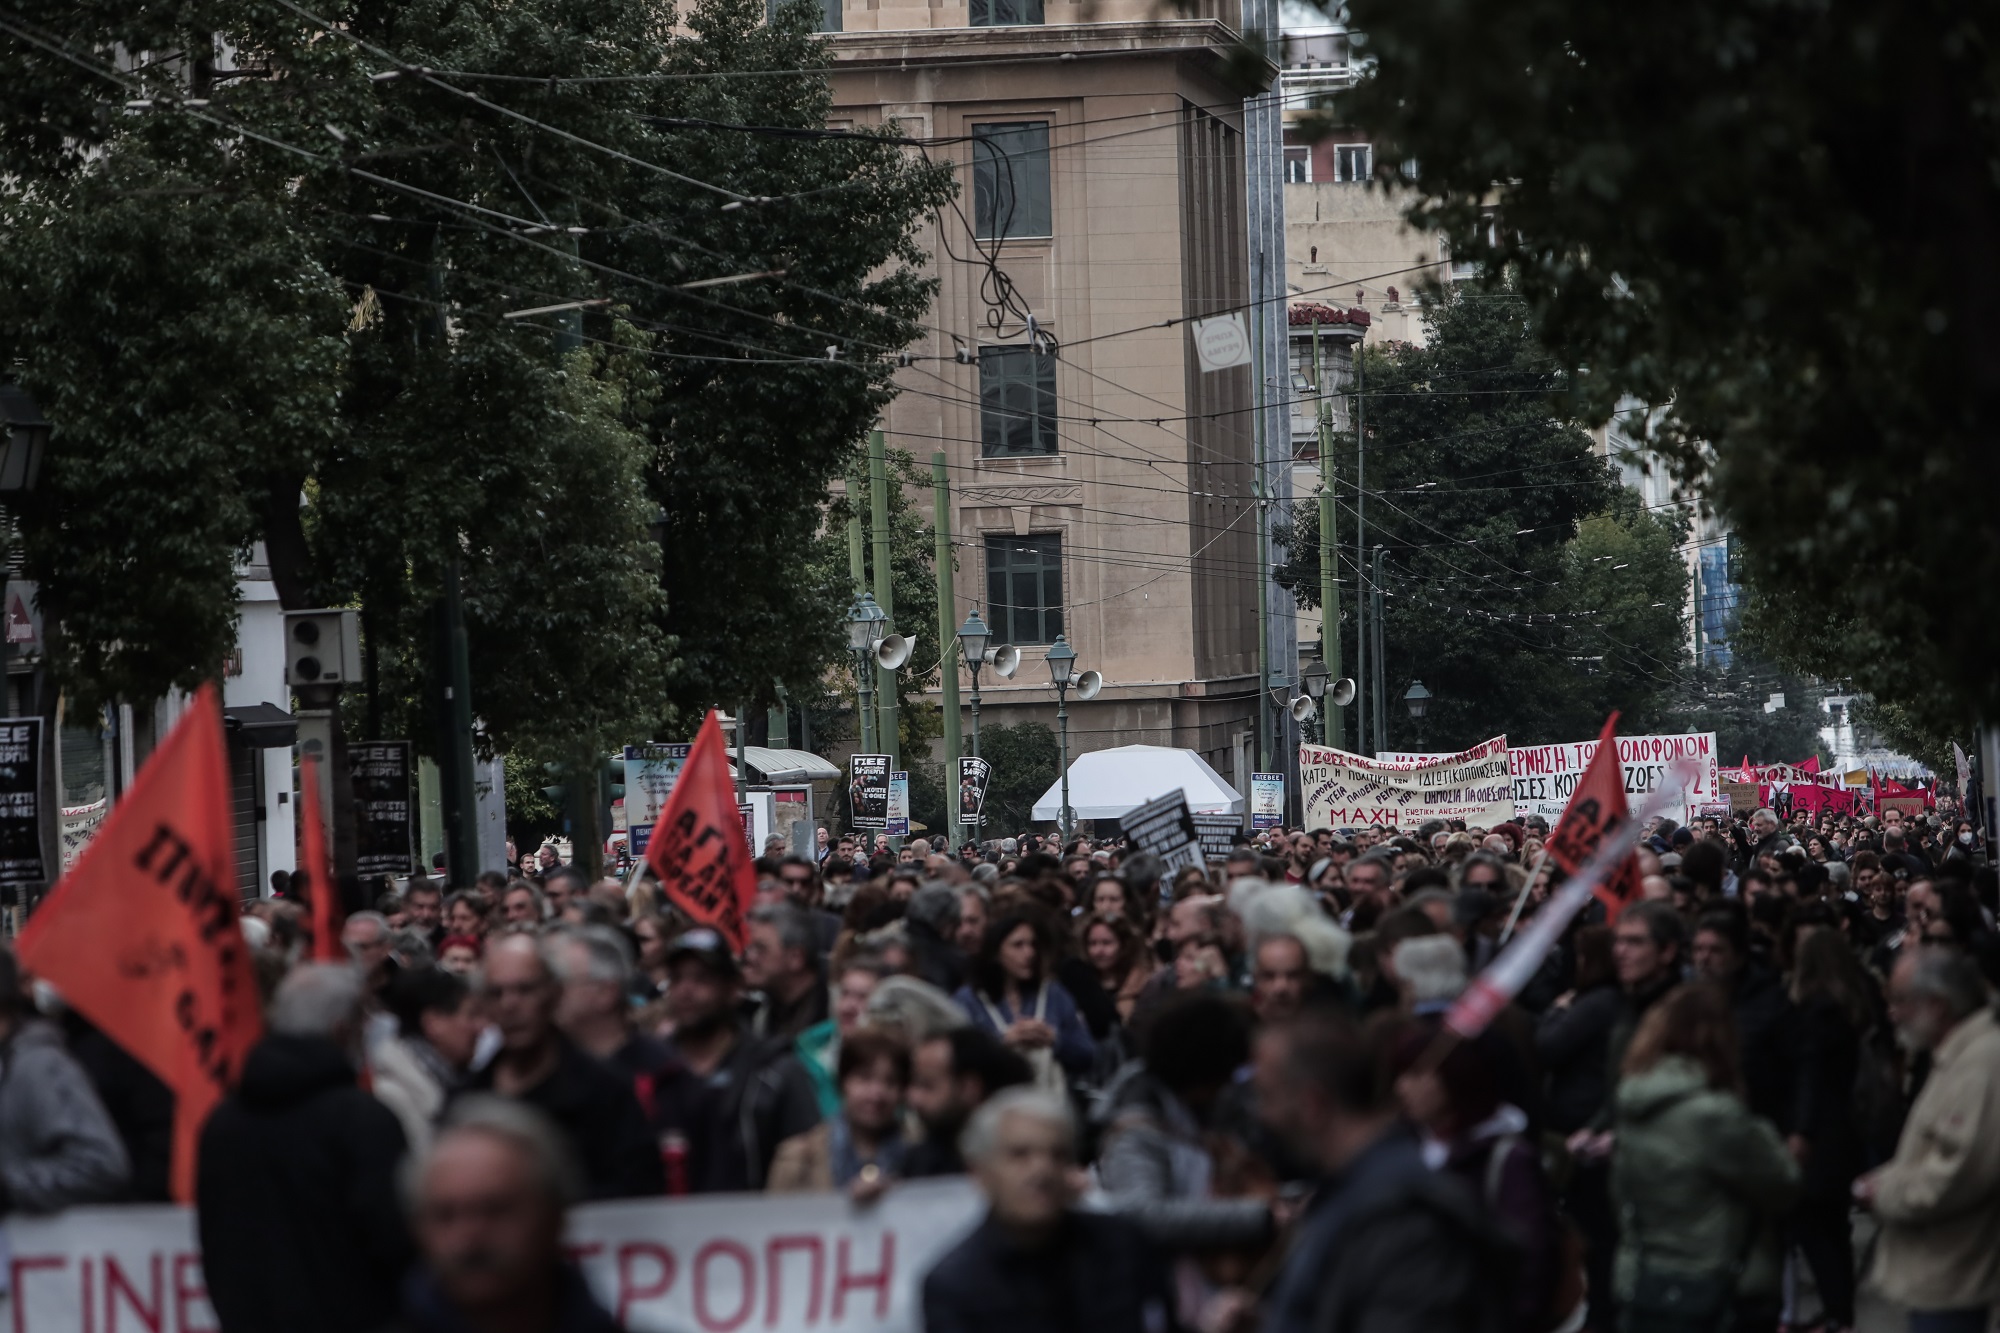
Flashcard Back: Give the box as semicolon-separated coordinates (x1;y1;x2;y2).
665;928;739;977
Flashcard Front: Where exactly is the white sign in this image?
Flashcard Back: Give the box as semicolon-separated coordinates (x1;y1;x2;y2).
0;1181;983;1333
1192;312;1252;372
1509;732;1719;826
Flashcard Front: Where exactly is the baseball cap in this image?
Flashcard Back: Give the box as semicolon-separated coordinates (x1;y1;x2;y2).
665;928;740;976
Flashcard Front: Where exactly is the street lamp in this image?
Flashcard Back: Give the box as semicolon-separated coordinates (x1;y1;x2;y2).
1043;635;1102;845
1403;679;1432;749
956;607;1018;759
0;384;49;495
847;593;887;752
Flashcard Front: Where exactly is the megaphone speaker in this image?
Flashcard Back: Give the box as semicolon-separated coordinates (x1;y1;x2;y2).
988;644;1020;679
1329;677;1358;707
1290;695;1318;723
1073;670;1103;701
876;634;913;670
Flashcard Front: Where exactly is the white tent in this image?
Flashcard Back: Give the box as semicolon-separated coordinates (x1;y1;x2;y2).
1030;744;1244;822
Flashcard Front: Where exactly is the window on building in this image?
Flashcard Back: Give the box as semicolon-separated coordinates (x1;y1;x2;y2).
986;534;1064;645
973;122;1051;240
1447;213;1498;280
766;0;842;29
979;345;1059;457
1283;146;1312;183
1333;144;1372;183
970;0;1043;21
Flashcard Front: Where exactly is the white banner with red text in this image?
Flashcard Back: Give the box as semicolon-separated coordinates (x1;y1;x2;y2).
1380;731;1721;827
1300;737;1514;831
0;1178;983;1333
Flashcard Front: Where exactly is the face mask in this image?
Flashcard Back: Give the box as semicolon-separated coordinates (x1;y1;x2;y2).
1960;832;1975;846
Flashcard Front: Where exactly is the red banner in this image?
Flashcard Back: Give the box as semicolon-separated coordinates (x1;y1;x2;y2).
1543;713;1642;923
643;711;757;951
300;756;343;962
17;686;262;1202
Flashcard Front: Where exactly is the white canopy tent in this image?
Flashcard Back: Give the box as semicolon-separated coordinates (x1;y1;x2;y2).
1030;744;1244;822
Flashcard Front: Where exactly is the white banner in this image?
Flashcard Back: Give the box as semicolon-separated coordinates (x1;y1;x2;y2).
0;1180;982;1333
1300;737;1513;830
1510;732;1718;826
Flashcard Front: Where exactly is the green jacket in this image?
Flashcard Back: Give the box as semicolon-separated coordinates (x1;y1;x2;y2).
1610;1055;1800;1301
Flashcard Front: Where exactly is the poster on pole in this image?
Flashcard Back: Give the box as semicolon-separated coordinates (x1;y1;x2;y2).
350;741;413;878
1300;736;1513;830
624;742;692;859
957;756;991;829
886;772;910;837
849;754;890;831
0;718;45;887
1250;772;1285;830
1120;790;1201;882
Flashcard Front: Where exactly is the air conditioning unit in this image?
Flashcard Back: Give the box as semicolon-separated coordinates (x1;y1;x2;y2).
284;609;362;687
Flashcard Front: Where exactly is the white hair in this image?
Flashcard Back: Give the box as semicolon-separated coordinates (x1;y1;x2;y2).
401;1095;583;1215
1235;880;1353;980
268;963;365;1038
549;924;632;987
864;975;969;1042
960;1087;1076;1167
1392;936;1467;1005
239;916;272;950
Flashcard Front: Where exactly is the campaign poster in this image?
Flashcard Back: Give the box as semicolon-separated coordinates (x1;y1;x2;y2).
886;772;911;837
0;718;44;886
849;754;891;831
350;741;413;878
624;742;691;859
1300;737;1514;830
1250;772;1284;830
957;756;991;829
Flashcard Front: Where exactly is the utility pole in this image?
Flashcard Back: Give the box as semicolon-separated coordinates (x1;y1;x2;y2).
1252;307;1272;773
933;453;963;850
435;559;482;884
1314;321;1344;750
1371;545;1388;755
1353;347;1368;753
868;432;899;786
847;472;872;753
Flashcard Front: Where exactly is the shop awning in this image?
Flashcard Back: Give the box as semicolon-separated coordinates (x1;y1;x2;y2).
223;702;297;748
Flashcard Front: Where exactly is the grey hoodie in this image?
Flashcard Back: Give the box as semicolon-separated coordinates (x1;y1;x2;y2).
0;1018;130;1211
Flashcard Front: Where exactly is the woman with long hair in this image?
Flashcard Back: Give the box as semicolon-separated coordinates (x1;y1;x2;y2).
953;908;1096;1087
1611;983;1800;1333
1080;911;1156;1024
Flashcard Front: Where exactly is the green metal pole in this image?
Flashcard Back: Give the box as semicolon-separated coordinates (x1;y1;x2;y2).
1253;309;1271;772
848;475;870;753
1315;322;1344;750
869;432;899;845
933;452;963;850
1354;345;1368;754
437;558;480;884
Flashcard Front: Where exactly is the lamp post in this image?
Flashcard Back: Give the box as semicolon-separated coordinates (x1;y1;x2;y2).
0;384;50;913
1403;680;1432;750
958;608;990;758
846;593;886;753
1046;635;1077;844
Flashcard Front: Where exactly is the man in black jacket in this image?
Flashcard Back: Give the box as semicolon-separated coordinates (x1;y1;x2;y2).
197;963;414;1333
465;935;664;1199
1691;910;1797;1131
923;1088;1171;1333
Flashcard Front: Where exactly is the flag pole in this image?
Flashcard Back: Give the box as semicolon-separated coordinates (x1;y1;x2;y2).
1498;849;1551;945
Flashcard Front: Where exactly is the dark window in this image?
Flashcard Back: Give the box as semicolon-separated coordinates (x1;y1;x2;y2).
973;123;1051;240
979;345;1058;457
970;0;1043;25
766;0;841;30
986;534;1064;645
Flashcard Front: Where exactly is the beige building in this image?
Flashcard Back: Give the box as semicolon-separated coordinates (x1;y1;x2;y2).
827;0;1289;794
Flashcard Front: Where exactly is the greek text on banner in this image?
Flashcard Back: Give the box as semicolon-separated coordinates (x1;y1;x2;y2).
1299;736;1513;829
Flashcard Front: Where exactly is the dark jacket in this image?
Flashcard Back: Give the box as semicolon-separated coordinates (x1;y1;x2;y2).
922;1209;1172;1333
197;1034;414;1333
907;918;968;995
389;1263;619;1333
655;1028;822;1193
1593;973;1680;1130
465;1037;664;1199
1790;994;1863;1199
1262;1126;1510;1333
66;1017;173;1203
1095;1068;1272;1249
1729;964;1797;1133
1535;984;1621;1133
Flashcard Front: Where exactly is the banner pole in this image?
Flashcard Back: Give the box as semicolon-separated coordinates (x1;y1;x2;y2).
1498;849;1550;945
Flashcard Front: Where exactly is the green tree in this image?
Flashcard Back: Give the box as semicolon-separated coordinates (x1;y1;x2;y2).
1277;289;1688;752
1662;654;1828;769
977;721;1060;834
1336;0;2000;730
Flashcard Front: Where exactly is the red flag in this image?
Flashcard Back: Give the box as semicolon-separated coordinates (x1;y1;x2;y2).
1871;767;1883;814
1544;713;1643;923
301;755;343;962
17;685;262;1201
643;710;757;950
1799;754;1820;775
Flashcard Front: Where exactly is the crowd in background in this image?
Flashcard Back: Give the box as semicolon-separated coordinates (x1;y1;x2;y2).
0;796;1994;1333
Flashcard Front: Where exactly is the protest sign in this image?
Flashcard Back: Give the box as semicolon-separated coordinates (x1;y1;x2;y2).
1249;772;1284;830
849;755;890;831
1299;737;1513;830
0;717;46;887
1121;790;1201;879
886;772;910;837
624;743;691;859
0;1179;984;1333
645;711;758;951
957;756;991;828
16;685;262;1202
1193;813;1242;862
1509;731;1719;825
301;756;342;962
350;741;413;877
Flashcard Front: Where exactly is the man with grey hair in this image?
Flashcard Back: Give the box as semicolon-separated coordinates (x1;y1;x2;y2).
743;901;828;1039
1858;949;2000;1331
905;882;967;993
923;1088;1170;1333
549;925;675;1091
198;963;414;1333
391;1097;618;1332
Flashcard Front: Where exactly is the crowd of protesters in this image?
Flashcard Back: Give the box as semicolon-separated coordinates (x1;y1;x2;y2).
0;796;1995;1333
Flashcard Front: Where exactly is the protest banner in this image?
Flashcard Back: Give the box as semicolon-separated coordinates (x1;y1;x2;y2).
624;742;691;859
1299;737;1513;830
0;1179;984;1333
1542;714;1642;923
886;772;910;837
644;711;758;951
300;756;342;962
1509;731;1719;825
1121;790;1201;880
350;741;413;877
16;685;262;1202
0;717;46;887
956;756;991;828
1249;772;1284;830
848;755;890;831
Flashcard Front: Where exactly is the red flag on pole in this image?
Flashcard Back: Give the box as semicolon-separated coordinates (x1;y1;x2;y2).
301;755;343;962
1544;712;1643;923
17;685;263;1201
1871;767;1883;814
643;710;757;950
